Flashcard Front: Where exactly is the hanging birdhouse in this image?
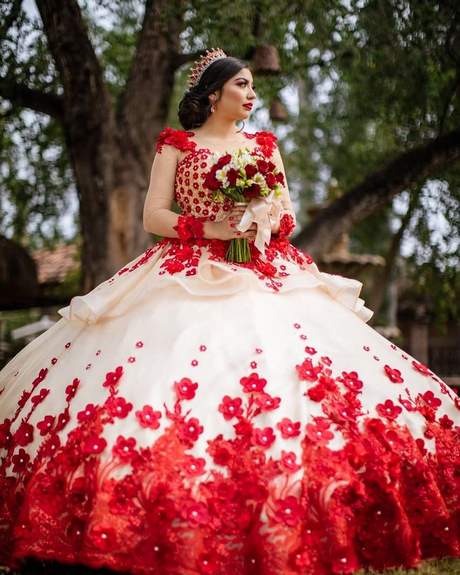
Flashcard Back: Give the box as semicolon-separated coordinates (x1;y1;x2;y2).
269;97;288;121
253;44;281;75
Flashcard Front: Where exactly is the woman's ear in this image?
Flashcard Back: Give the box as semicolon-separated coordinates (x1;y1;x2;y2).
210;89;221;103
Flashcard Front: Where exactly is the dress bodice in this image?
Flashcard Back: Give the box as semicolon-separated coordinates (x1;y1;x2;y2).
156;127;279;222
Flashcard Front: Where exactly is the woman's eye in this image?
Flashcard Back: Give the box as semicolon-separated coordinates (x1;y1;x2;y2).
239;83;256;90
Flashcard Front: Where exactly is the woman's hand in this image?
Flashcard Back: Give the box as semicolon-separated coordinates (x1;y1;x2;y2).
204;205;257;241
269;203;281;235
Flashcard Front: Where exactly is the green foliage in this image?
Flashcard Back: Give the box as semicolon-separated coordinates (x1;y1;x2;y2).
0;108;76;249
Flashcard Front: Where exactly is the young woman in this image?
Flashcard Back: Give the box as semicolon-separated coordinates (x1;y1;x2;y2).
1;48;459;575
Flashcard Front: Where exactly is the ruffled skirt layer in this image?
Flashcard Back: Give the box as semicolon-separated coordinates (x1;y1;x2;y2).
1;239;460;574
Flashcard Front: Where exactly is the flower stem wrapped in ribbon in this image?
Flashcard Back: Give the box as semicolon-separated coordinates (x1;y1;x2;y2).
203;148;285;262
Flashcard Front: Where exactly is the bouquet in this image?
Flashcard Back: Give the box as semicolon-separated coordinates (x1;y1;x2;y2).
203;148;285;262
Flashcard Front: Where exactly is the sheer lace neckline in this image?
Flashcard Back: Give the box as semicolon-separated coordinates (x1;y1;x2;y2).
178;130;261;164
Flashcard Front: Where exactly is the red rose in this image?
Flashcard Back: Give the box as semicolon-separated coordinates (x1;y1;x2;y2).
256;159;269;173
227;168;239;186
245;164;258;178
245;183;261;199
276;172;285;184
216;153;231;168
265;172;277;188
203;171;221;191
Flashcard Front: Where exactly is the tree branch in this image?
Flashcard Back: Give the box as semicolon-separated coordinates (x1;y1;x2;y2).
293;126;460;256
172;50;203;70
0;78;64;120
34;0;111;128
367;190;419;317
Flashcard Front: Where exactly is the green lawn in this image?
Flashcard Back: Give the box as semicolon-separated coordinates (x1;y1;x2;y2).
2;558;460;574
361;558;460;574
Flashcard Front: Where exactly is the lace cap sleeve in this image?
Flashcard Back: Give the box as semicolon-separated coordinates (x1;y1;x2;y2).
254;130;278;157
155;127;197;154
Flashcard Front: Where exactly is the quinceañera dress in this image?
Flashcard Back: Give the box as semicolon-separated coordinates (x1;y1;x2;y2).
1;127;460;575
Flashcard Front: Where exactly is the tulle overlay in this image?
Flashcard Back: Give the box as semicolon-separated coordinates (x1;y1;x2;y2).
1;127;460;574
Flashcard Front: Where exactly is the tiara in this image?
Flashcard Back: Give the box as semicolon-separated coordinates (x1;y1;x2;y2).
187;48;227;88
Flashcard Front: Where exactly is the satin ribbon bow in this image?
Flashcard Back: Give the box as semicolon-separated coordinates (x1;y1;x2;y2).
236;191;282;252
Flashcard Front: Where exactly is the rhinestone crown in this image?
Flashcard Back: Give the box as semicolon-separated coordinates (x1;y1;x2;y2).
187;48;227;88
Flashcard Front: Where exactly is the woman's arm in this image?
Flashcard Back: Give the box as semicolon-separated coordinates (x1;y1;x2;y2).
143;145;185;238
270;145;297;235
143;144;220;239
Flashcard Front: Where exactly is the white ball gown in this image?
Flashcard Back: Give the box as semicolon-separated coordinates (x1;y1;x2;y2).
1;127;460;575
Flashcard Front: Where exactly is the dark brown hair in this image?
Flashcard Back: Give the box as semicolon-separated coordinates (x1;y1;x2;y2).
178;56;249;130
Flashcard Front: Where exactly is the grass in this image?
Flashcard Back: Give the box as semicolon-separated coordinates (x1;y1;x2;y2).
1;557;460;574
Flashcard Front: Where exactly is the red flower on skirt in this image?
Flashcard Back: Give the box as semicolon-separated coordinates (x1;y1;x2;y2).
251;426;276;448
276;418;301;438
384;365;404;383
13;421;34;446
376;399;402;421
135;405;162;429
12;448;30;472
175;377;198;400
178;417;204;444
83;435;107;455
273;495;302;526
240;372;267;393
106;396;133;419
218;396;243;420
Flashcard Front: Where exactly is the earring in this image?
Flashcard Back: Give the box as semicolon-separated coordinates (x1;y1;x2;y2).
210;103;216;113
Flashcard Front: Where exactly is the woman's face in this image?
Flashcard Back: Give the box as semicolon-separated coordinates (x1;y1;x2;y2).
212;67;257;120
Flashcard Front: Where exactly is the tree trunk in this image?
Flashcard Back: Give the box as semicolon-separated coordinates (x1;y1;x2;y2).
33;0;185;290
